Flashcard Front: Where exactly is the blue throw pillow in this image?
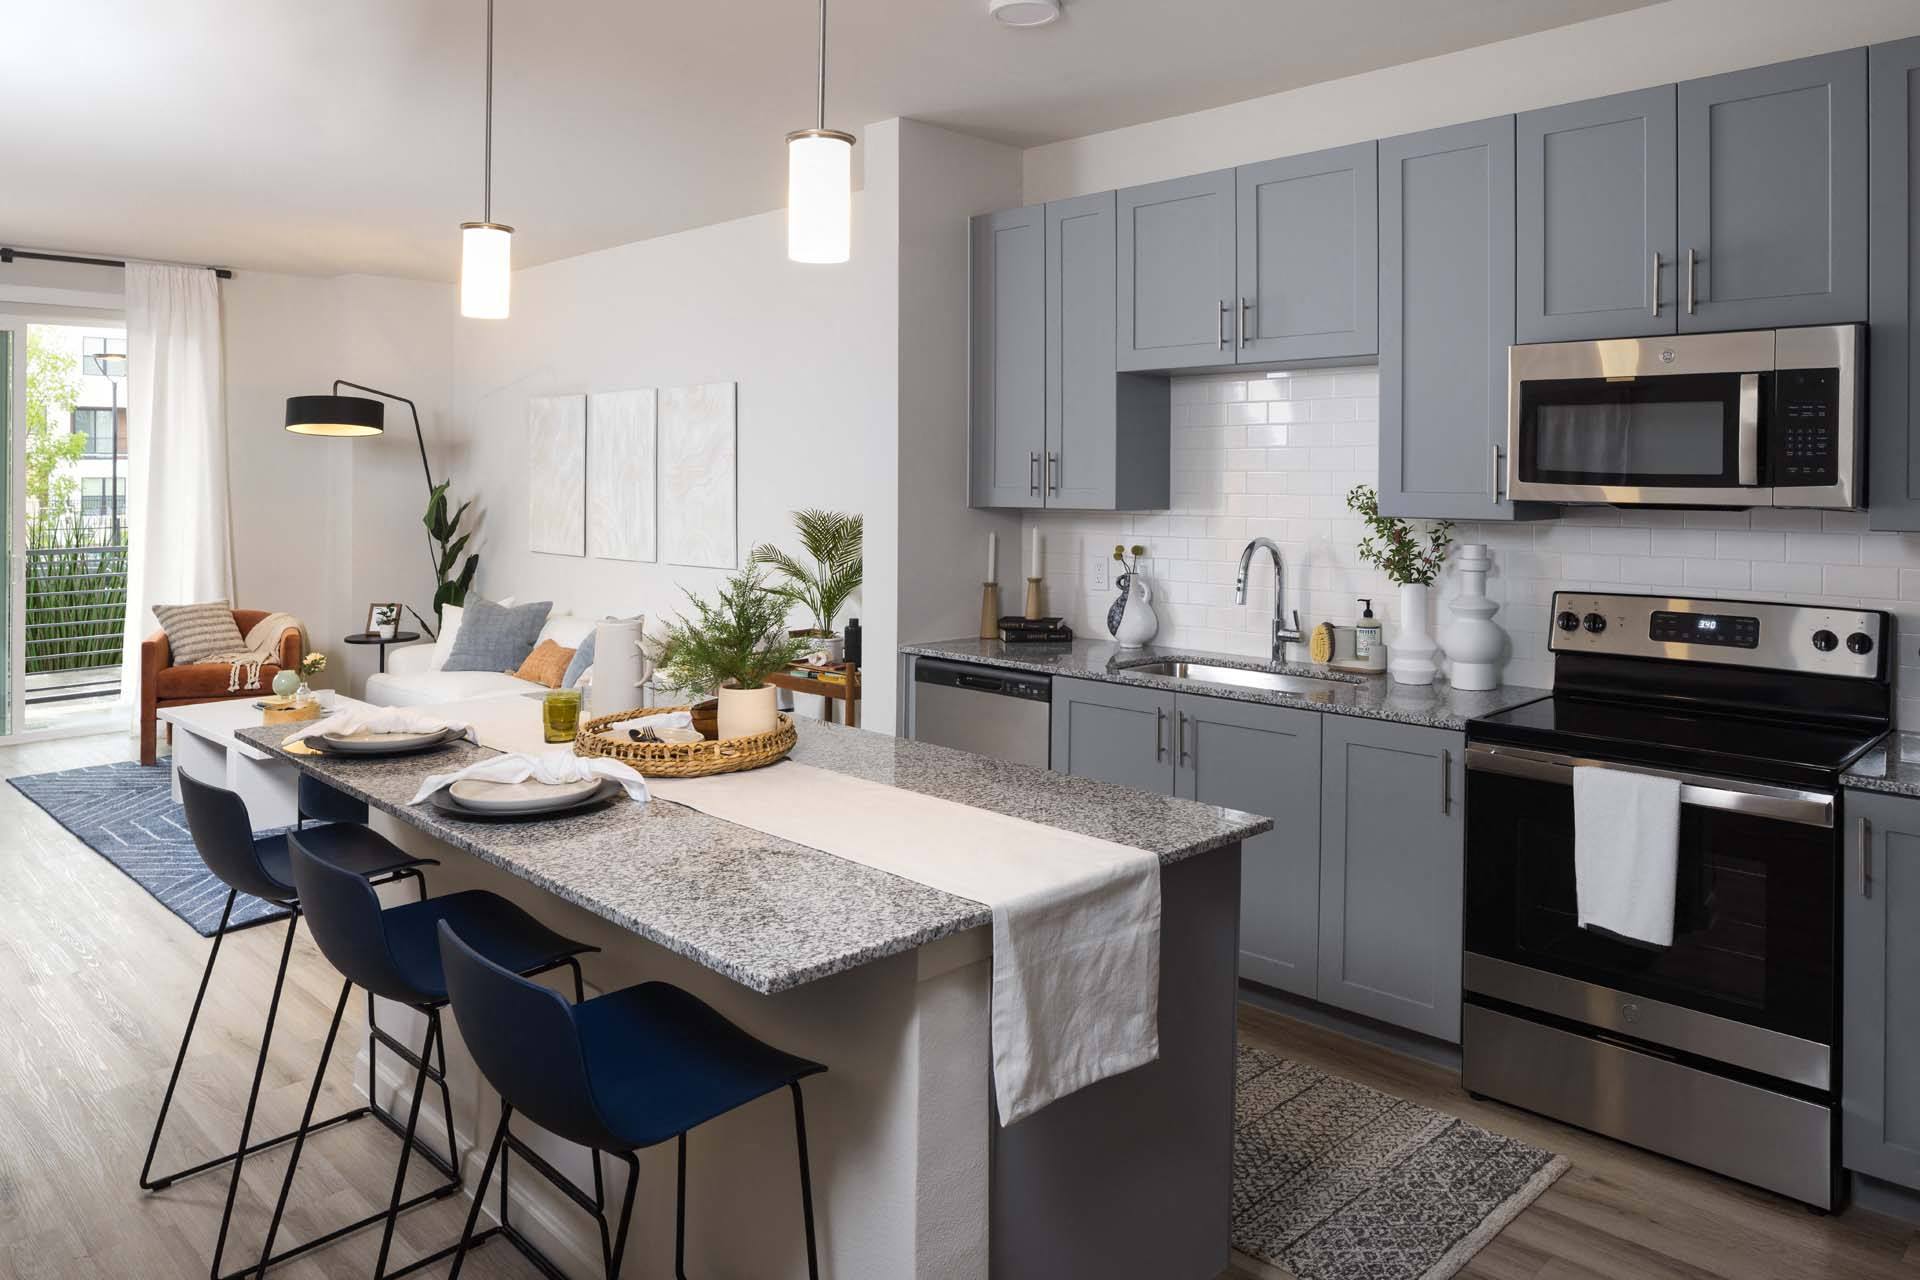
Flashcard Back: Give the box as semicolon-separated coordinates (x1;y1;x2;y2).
442;598;553;673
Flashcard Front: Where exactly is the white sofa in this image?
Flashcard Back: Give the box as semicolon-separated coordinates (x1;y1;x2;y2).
364;611;604;707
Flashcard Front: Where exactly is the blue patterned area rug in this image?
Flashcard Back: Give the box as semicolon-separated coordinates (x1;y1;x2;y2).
9;761;291;937
1234;1046;1568;1280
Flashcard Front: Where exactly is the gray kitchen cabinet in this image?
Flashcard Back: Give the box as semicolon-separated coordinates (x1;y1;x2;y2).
1174;695;1322;998
1843;789;1920;1193
1517;86;1677;342
1379;115;1529;522
1676;49;1867;332
1050;676;1175;796
1116;170;1237;372
1045;192;1170;510
1871;37;1920;533
1234;143;1378;363
969;205;1046;508
1318;715;1465;1042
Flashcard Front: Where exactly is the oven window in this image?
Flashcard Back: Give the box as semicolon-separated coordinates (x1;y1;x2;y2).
1518;373;1745;487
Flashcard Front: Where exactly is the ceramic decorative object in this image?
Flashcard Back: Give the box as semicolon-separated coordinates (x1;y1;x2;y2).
1115;576;1159;649
1106;573;1133;636
1389;581;1438;686
294;681;314;706
717;683;779;739
1440;543;1504;691
271;670;300;699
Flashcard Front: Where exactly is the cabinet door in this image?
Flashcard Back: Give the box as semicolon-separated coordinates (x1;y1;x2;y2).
1871;38;1920;532
1318;716;1465;1042
969;206;1046;508
1046;191;1118;509
1517;86;1677;342
1235;142;1378;363
1049;676;1175;795
1843;789;1920;1190
1378;116;1519;522
1677;49;1867;332
1116;170;1237;372
1174;694;1321;998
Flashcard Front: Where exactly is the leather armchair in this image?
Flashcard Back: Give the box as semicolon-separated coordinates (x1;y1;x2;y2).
140;608;300;765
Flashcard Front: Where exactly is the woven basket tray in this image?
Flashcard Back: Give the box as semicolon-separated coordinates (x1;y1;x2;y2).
575;704;796;777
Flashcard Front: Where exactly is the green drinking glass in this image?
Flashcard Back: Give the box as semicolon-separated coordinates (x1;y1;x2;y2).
543;689;582;744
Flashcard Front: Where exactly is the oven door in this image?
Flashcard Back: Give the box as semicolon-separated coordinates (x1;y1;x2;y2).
1507;329;1773;506
1463;743;1836;1089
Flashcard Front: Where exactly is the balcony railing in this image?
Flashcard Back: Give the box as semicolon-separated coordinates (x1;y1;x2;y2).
24;523;128;691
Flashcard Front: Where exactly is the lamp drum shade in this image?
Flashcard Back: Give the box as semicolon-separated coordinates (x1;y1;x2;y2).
285;394;384;437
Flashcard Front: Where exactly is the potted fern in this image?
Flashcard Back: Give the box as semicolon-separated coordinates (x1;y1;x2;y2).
653;570;815;738
748;509;863;662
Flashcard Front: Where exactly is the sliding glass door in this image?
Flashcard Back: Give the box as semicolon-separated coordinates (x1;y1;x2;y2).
1;324;15;738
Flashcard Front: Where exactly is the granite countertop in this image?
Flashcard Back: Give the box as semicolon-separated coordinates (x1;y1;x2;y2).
1842;733;1920;797
237;719;1269;995
900;637;1549;731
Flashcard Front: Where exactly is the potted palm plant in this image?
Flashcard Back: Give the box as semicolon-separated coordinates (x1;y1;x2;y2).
748;509;863;662
653;570;816;739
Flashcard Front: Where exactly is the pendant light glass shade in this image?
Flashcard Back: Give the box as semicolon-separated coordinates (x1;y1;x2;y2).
787;129;854;264
460;221;513;319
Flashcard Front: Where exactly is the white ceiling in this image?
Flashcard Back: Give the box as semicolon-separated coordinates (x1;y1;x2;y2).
0;0;1660;281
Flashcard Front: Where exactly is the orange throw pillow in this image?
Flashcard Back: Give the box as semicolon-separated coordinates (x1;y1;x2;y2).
512;639;576;688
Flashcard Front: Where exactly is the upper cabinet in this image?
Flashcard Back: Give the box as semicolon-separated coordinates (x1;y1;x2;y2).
1870;37;1920;532
1235;143;1379;363
1676;49;1867;331
1116;171;1238;371
1517;86;1677;342
1378;115;1524;522
969;205;1046;509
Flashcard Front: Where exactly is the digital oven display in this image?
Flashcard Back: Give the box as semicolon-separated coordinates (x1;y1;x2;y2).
1650;610;1759;649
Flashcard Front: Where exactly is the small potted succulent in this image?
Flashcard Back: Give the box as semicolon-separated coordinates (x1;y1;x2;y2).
749;509;863;662
652;570;816;739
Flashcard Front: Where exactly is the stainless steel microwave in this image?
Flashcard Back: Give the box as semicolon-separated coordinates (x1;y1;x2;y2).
1506;324;1862;509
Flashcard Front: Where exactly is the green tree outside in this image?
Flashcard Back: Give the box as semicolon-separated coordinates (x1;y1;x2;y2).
25;328;86;525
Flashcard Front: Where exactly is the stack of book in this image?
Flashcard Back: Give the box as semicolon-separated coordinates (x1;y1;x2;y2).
998;615;1074;644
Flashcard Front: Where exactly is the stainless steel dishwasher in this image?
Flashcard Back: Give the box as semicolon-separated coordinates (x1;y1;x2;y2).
911;658;1051;769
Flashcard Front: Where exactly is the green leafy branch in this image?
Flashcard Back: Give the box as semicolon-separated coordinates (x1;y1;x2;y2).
1347;484;1453;586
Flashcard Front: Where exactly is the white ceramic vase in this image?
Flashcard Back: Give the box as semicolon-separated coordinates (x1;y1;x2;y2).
717;684;779;739
1389;581;1438;686
1115;575;1159;649
1439;543;1504;691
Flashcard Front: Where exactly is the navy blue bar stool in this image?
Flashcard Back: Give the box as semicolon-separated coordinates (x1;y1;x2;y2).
149;770;445;1280
251;835;597;1279
438;921;826;1280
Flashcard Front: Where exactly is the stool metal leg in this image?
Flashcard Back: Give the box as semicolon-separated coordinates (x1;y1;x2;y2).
793;1082;821;1280
447;1105;511;1280
676;1131;688;1280
371;1010;441;1279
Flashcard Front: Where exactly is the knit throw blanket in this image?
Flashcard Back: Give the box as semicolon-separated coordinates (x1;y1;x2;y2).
210;612;306;692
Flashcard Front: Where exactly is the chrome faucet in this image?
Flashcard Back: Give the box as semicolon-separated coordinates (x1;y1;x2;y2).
1235;537;1304;665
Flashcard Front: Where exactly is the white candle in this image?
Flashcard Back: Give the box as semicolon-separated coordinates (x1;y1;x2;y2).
1030;527;1042;578
987;531;997;583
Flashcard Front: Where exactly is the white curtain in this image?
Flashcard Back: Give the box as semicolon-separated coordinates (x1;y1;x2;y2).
120;263;233;722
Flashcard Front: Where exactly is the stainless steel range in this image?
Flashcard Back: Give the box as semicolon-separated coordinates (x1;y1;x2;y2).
1463;591;1891;1209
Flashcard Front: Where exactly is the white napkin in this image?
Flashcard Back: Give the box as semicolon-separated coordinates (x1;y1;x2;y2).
409;750;650;806
623;710;694;737
283;705;478;747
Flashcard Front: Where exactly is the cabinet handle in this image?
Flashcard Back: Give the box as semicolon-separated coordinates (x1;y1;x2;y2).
1155;706;1166;761
1177;711;1189;766
1650;252;1661;318
1029;450;1040;497
1440;749;1452;815
1489;444;1502;503
1685;248;1697;315
1239;297;1251;349
1217;300;1228;349
1859;816;1873;898
1047;451;1059;495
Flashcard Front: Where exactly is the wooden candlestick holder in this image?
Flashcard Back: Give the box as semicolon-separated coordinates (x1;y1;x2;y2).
1024;577;1044;620
979;582;1001;639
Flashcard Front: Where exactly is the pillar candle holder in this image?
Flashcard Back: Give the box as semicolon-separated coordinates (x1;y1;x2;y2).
1024;577;1044;620
979;582;1001;640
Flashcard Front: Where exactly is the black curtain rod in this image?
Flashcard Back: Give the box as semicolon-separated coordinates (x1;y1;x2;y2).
0;247;233;280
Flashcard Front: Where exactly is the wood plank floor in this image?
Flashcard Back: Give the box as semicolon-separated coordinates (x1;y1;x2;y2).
3;729;1918;1279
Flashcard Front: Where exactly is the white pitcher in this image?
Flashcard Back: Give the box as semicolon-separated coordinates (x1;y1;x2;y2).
1115;575;1159;649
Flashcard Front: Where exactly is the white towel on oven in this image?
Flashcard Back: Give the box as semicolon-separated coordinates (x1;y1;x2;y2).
1573;765;1680;948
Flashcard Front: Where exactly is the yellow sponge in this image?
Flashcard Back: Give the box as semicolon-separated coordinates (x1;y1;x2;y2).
1308;622;1335;664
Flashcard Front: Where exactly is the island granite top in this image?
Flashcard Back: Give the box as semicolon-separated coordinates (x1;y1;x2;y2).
900;637;1550;731
1842;732;1920;797
237;718;1269;995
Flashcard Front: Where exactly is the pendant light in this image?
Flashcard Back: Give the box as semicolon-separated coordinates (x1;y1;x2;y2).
786;0;855;264
460;0;512;317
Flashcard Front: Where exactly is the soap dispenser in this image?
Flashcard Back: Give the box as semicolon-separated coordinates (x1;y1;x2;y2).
1354;598;1386;672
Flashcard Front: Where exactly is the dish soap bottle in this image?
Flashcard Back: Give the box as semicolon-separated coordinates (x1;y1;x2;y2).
1354;598;1385;672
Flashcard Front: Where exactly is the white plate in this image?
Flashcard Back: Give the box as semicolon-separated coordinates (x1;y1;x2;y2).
448;778;603;813
653;726;705;744
320;728;449;753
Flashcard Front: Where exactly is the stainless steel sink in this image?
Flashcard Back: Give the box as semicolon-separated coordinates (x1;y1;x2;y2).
1121;661;1357;697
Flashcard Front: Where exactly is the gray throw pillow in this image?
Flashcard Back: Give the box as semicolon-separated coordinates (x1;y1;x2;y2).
153;600;245;664
442;598;553;673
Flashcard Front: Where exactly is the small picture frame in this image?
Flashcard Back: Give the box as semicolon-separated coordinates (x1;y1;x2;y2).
366;602;401;640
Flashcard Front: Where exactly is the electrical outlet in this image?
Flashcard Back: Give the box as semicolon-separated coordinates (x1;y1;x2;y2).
1087;553;1109;592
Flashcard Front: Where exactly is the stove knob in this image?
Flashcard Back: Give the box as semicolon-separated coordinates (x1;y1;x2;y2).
1847;632;1875;656
1811;629;1838;653
1583;613;1608;634
1555;610;1582;633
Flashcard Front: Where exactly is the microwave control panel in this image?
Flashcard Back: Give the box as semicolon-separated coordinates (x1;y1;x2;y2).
1550;592;1886;679
1772;368;1840;486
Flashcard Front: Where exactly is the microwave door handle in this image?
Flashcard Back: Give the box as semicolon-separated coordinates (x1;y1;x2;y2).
1737;373;1760;487
1464;744;1833;828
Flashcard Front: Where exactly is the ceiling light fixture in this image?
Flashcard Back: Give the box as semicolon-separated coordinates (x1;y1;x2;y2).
989;0;1062;28
460;0;513;317
786;0;855;264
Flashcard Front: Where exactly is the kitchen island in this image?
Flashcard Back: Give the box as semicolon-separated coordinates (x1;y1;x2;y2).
238;715;1267;1279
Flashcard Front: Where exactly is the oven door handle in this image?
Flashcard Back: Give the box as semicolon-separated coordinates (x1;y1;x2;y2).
1465;743;1834;828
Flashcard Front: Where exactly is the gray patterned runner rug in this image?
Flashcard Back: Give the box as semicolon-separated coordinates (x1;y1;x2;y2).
1234;1045;1568;1280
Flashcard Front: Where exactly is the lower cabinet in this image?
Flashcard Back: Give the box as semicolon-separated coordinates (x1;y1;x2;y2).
1318;715;1466;1042
1843;789;1920;1192
1050;676;1176;795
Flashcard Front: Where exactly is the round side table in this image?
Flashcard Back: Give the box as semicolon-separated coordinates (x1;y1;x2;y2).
343;631;422;674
